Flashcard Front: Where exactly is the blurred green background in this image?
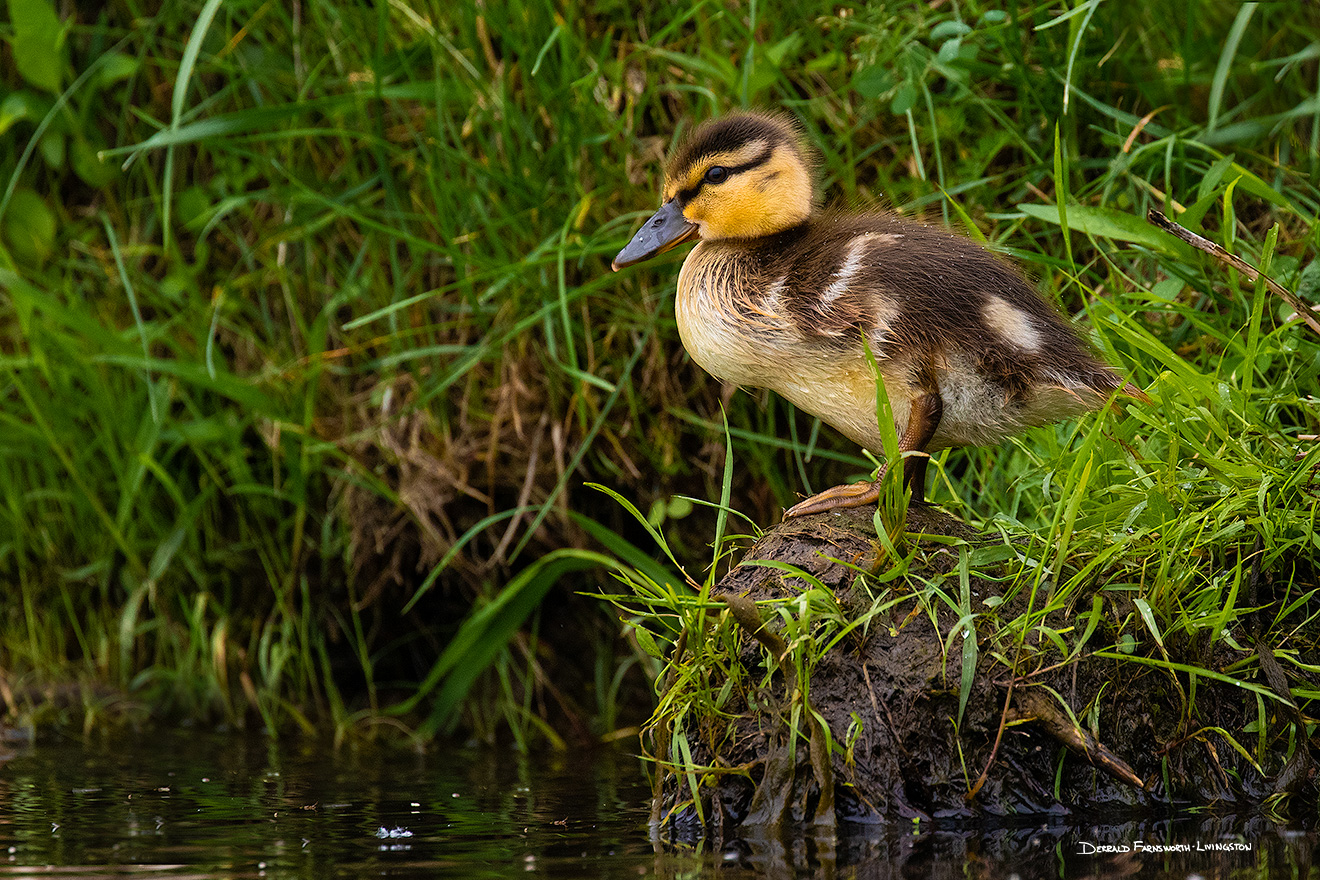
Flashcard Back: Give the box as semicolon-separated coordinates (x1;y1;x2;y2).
0;0;1315;743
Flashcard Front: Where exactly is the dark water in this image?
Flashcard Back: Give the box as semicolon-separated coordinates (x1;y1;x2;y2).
0;729;1316;878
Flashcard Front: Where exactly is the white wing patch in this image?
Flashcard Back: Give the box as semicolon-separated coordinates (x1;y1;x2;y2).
981;297;1042;351
819;232;900;306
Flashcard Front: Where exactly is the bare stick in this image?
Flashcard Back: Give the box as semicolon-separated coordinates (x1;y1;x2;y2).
1147;210;1320;340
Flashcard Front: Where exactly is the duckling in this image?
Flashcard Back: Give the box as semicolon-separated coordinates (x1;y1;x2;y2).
612;112;1146;518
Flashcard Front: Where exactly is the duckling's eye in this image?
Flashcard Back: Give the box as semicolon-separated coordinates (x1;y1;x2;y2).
704;166;728;184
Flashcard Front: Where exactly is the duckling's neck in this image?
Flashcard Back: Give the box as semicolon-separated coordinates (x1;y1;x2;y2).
673;233;820;389
700;220;814;253
750;220;814;249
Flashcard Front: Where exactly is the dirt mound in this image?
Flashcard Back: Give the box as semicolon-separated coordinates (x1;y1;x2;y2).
652;505;1306;840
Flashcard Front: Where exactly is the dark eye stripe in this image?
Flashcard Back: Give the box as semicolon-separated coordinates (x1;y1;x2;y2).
676;145;774;205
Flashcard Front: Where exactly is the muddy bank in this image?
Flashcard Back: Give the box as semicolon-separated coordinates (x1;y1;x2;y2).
652;504;1312;838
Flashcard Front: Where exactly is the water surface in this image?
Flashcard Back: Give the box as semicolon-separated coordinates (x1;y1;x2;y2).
0;729;1314;878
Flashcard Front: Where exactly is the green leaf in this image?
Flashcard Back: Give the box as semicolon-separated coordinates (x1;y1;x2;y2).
1133;598;1165;650
1069;595;1105;661
930;20;971;40
646;497;666;527
1018;203;1194;261
173;0;224;121
93;354;280;414
1222;163;1295;210
412;549;617;735
1151;277;1183;302
1052;124;1072;272
955;546;977;729
852;65;893;99
765;32;802;68
633;625;664;660
667;496;693;519
7;0;66;93
891;80;918;115
38;130;64;168
72;137;117;188
148;513;191;584
805;51;843;74
568;510;683;597
1197;154;1236;202
1208;3;1255;132
1035;0;1102;31
95;52;140;90
2;188;56;265
0;90;51;135
1298;258;1320;304
176;186;212;230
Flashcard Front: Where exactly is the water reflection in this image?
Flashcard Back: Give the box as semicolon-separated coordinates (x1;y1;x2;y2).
0;730;1314;878
0;729;665;878
712;816;1316;879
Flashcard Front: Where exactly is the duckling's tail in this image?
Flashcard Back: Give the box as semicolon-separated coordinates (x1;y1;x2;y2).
1119;381;1152;405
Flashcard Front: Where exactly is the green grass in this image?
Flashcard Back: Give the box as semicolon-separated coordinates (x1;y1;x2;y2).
0;0;1316;745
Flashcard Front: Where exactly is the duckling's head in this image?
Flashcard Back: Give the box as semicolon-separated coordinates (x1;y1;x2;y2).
613;113;815;271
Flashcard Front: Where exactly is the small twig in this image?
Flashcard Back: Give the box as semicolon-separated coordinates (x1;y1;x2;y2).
965;679;1014;802
1122;105;1170;154
490;412;549;566
1147;210;1320;340
1009;689;1146;791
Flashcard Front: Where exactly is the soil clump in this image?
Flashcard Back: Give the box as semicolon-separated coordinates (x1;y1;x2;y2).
654;504;1302;840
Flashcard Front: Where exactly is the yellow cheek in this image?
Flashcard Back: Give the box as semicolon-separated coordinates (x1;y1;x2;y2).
686;188;778;239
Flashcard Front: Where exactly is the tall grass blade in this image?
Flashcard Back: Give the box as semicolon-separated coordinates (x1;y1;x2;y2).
1208;4;1257;132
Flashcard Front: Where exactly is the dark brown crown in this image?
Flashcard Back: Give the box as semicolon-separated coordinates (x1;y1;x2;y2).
666;113;805;178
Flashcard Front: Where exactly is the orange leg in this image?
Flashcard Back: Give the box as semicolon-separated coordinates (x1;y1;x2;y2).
784;392;943;518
